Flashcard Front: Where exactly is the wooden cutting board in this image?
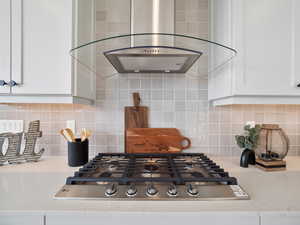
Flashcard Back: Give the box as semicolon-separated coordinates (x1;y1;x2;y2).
125;93;149;153
126;128;191;153
125;93;149;129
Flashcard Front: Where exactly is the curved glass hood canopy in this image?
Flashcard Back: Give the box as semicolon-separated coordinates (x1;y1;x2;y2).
70;33;237;78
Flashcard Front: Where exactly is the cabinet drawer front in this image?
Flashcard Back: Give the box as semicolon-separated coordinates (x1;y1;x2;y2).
46;212;259;225
0;213;44;225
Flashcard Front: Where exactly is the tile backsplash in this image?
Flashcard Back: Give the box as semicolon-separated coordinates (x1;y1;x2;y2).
1;100;300;157
0;0;300;157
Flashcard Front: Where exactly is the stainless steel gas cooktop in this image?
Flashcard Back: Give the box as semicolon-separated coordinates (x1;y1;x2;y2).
55;153;249;201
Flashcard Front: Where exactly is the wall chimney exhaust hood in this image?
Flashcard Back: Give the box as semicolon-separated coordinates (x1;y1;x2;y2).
70;0;237;78
104;46;202;73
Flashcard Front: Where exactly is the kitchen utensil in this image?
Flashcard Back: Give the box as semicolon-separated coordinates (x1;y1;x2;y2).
60;129;73;142
80;130;86;142
68;138;89;167
81;128;91;142
126;128;191;153
65;128;76;142
60;129;71;142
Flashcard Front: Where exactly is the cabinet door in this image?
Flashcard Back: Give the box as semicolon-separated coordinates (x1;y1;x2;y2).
72;0;96;100
209;0;233;100
261;212;300;225
12;0;72;95
0;213;44;225
234;0;299;96
293;0;300;91
0;0;11;94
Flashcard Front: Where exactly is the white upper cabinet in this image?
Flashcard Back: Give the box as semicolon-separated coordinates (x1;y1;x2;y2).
12;0;72;95
0;0;11;94
0;0;95;104
209;0;300;105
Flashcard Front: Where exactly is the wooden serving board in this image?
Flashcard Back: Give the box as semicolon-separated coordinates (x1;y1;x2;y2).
124;93;149;153
126;128;191;153
125;93;149;129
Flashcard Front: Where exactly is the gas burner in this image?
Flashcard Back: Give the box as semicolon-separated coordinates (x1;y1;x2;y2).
103;160;119;171
144;163;159;172
184;162;194;170
99;171;112;178
95;171;112;185
106;160;119;165
141;162;161;178
191;171;204;178
107;164;118;170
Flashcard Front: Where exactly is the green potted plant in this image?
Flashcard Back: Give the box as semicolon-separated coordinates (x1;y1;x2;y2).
235;121;261;168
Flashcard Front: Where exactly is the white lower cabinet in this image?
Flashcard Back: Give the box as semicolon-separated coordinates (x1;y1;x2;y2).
46;212;259;225
3;212;300;225
261;212;300;225
0;213;44;225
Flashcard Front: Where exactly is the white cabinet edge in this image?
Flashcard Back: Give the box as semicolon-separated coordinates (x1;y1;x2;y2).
45;211;260;216
0;96;94;105
11;0;23;85
261;211;300;216
211;96;300;106
0;211;44;216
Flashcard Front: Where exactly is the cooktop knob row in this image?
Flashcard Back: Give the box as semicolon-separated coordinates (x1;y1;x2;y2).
105;183;117;196
104;184;202;197
187;184;199;196
146;184;158;196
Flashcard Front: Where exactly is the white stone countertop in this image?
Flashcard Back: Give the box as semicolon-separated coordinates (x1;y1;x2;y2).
0;156;300;213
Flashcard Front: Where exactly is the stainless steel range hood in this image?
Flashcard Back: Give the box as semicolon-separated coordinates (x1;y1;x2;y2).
69;0;237;78
104;46;202;73
103;0;202;74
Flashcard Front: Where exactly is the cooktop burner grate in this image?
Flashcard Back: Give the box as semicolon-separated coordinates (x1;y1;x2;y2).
66;153;237;185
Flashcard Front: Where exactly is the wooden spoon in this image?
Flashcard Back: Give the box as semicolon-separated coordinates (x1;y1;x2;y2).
81;128;91;142
60;129;74;142
64;128;76;142
59;129;69;142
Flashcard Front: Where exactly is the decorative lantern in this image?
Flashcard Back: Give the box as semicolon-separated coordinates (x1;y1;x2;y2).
255;124;289;171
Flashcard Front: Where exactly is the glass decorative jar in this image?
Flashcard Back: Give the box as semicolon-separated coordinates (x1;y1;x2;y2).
255;124;289;161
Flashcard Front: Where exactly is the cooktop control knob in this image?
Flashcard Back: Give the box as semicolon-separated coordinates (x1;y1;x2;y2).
187;184;199;196
167;184;178;196
127;185;137;197
146;184;158;196
105;184;117;196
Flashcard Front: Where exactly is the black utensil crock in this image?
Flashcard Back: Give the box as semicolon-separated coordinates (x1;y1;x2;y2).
68;138;89;167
